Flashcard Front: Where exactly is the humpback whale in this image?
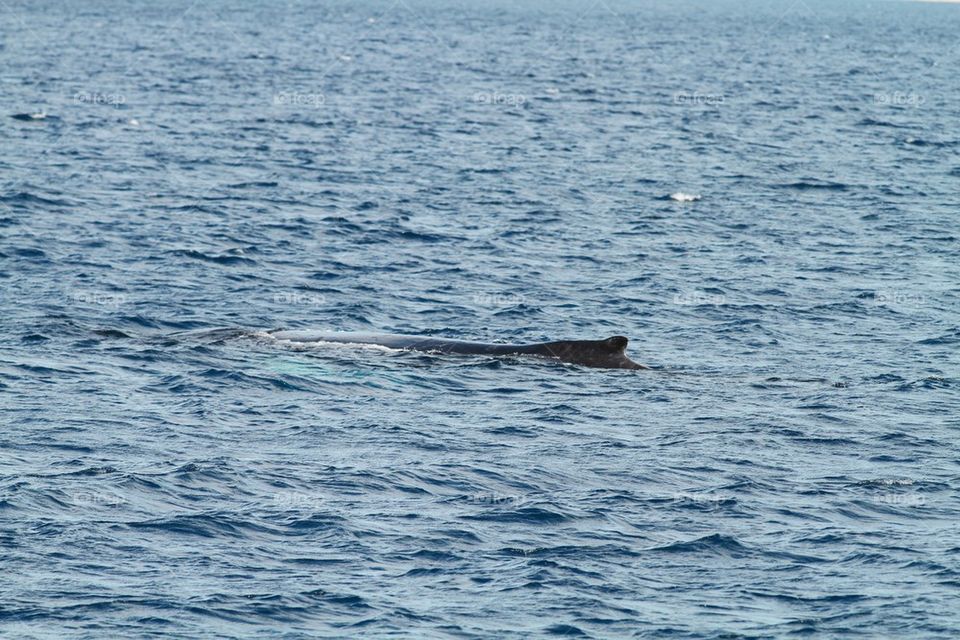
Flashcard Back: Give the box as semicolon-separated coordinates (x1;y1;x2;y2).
268;331;648;370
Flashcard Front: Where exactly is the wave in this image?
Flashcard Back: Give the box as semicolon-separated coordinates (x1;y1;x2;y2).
169;249;258;266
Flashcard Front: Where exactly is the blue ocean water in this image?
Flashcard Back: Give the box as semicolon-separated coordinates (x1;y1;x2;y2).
2;0;959;637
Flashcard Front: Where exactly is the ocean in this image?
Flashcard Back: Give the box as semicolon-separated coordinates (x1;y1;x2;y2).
2;0;958;637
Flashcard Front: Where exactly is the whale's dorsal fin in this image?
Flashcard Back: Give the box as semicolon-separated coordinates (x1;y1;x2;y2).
533;335;646;369
603;336;629;352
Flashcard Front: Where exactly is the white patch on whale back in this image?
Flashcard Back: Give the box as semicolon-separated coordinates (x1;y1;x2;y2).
261;331;403;353
670;192;702;202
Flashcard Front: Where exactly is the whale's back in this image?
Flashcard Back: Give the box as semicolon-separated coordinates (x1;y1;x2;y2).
268;331;647;370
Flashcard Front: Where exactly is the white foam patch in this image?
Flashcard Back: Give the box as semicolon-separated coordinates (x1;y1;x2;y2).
670;192;702;202
268;335;403;353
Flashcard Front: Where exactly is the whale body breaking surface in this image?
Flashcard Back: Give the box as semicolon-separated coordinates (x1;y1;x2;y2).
268;331;648;370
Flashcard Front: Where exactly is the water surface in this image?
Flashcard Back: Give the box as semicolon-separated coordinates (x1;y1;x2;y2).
2;0;959;637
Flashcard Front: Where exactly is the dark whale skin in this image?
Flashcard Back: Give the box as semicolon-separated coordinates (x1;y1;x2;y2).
268;331;648;370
